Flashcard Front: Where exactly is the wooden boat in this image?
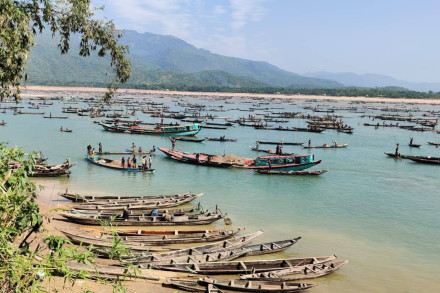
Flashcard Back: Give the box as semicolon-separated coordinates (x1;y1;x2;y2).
85;155;154;172
127;231;264;264
408;143;421;148
59;209;224;226
59;191;200;203
249;147;293;156
30;159;74;177
206;137;237;142
99;122;201;136
240;260;348;281
384;152;413;159
43;115;69;119
427;142;440;147
241;155;322;172
0;121;6;126
154;255;337;275
256;141;304;146
70;193;204;211
163;279;206;292
105;228;243;245
96;149;155;155
59;230;174;252
66;261;160;281
70;203;204;216
159;147;235;168
249;146;275;154
200;125;228;130
255;169;328;175
409;157;440;165
175;137;206;142
337;128;353;134
303;144;348;149
60;128;72;133
198;278;315;292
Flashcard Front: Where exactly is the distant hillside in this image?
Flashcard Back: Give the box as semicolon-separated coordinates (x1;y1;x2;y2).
304;72;440;92
25;30;342;89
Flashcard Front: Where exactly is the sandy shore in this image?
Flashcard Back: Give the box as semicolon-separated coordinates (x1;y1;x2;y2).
22;85;440;104
33;179;187;293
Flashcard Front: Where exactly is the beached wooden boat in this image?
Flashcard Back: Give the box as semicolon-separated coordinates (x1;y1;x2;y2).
303;144;348;149
163;279;206;292
206;137;237;142
146;237;300;268
255;169;328;175
70;202;204;217
240;260;348;281
159;147;235;168
70;193;204;211
99;122;201;136
59;191;198;203
30;159;74;177
175;137;206;142
154;255;337;274
85;155;154;172
104;228;243;245
59;208;223;226
66;261;160;281
199;278;315;292
113;228;243;242
241;155;322;172
126;231;264;264
59;230;174;252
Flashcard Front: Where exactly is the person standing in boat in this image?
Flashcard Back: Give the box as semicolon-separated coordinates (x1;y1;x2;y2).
148;155;152;170
410;137;414;145
87;145;92;155
138;146;143;153
170;137;176;150
132;143;136;153
256;141;260;150
142;156;147;171
121;156;125;168
333;140;338;147
308;138;311;147
132;155;137;169
127;157;131;168
98;142;102;153
395;143;400;158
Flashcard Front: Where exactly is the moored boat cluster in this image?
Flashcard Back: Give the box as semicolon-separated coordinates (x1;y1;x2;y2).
57;190;348;292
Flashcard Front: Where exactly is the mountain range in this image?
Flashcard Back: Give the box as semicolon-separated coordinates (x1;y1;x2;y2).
25;30;341;90
25;30;439;92
304;72;440;92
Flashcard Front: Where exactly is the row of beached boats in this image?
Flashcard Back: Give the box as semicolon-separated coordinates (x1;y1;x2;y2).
56;190;348;292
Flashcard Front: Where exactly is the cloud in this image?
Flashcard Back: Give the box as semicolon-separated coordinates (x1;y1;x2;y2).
93;0;269;59
229;0;266;30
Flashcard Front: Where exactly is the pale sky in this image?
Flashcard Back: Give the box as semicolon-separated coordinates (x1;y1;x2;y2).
92;0;440;83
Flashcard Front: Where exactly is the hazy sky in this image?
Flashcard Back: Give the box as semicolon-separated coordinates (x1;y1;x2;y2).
92;0;440;83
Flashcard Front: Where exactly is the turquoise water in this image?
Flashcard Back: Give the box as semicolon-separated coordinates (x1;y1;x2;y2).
1;90;440;292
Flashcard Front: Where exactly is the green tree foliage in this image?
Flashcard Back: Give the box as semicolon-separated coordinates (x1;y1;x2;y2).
0;0;131;102
0;144;138;292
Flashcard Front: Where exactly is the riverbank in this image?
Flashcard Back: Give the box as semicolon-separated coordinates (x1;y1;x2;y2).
34;179;185;293
22;85;440;104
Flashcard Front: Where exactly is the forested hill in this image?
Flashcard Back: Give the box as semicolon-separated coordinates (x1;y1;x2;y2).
25;30;342;90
